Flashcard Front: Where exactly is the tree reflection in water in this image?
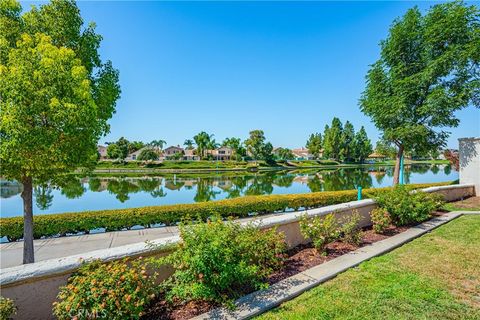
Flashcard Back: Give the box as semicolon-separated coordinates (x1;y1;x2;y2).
34;184;53;210
0;164;458;213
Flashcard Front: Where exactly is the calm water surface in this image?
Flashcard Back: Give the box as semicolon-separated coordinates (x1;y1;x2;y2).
0;165;456;218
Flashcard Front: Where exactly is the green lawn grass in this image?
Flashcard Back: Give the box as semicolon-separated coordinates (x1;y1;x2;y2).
258;215;480;320
95;159;446;172
96;160;251;169
372;159;450;165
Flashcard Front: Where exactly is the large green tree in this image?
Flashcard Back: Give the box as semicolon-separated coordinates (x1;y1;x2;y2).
128;140;145;154
137;148;159;161
245;130;273;161
183;139;194;150
375;139;397;159
340;121;355;162
360;1;479;184
106;137;129;160
323;118;343;161
150;139;166;151
305;133;322;159
193;131;214;159
353;126;373;163
222;137;246;160
274;147;295;160
0;0;120;263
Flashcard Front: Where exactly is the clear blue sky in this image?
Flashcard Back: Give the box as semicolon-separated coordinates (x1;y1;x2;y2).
25;1;480;149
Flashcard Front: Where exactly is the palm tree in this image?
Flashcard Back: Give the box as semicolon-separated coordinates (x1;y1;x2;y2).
207;139;219;150
150;139;166;151
184;139;195;150
193;132;214;159
222;137;245;160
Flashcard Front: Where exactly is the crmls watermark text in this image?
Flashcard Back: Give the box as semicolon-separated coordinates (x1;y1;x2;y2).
69;309;108;319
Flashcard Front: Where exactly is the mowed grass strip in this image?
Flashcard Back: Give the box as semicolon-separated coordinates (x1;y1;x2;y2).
257;215;480;320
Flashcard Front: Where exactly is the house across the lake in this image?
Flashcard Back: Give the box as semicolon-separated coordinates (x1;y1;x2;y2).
164;145;185;157
209;146;233;160
125;147;150;160
184;149;200;160
291;147;316;160
97;145;108;159
122;145;233;161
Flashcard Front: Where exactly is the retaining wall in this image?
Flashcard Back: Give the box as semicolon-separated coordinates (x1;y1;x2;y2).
0;184;474;320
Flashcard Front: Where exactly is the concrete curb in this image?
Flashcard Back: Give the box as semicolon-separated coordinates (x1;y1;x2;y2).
455;211;480;215
0;235;179;286
193;211;468;320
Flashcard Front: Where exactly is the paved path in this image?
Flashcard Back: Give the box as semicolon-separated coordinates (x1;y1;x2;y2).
0;226;179;269
0;214;276;269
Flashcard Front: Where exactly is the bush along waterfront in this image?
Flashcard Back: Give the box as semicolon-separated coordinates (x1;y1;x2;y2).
0;182;450;241
53;217;286;319
0;296;16;320
374;185;444;226
299;189;444;256
53;258;158;320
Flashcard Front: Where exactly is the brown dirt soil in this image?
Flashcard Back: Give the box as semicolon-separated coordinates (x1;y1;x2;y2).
143;298;217;320
142;225;407;320
449;196;480;210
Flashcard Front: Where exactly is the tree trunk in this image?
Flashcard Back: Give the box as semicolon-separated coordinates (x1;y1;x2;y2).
393;145;404;186
21;175;35;264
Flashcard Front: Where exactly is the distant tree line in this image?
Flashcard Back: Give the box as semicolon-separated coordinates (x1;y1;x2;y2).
104;123;374;163
103;130;276;162
306;118;373;163
105;137;146;160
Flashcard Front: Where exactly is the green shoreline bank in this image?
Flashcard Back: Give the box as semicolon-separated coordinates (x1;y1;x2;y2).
91;160;449;175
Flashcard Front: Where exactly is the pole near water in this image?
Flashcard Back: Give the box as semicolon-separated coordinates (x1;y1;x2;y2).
357;186;362;200
399;155;404;185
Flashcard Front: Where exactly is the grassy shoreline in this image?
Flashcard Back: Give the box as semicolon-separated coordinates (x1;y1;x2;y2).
93;159;449;174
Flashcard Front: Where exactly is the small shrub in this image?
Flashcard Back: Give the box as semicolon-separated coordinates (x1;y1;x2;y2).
53;258;157;320
153;217;285;305
375;186;444;226
340;210;362;245
370;207;392;233
300;213;340;255
0;296;16;320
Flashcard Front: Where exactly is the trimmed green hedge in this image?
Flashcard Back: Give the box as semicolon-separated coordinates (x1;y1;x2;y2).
0;182;451;241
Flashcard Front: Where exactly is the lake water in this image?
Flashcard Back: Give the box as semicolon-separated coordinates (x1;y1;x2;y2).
0;164;457;218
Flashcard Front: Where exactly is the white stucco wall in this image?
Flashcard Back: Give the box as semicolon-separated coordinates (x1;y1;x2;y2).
459;137;480;195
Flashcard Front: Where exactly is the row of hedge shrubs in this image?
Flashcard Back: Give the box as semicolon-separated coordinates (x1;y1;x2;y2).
0;182;451;241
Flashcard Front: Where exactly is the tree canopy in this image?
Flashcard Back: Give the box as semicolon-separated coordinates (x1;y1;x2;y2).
106;137;130;159
274;147;295;160
222;137;246;160
360;1;479;184
340;121;355;162
353;126;373;163
193;131;214;159
137;148;159;161
306;133;322;159
245;130;274;161
0;0;120;263
183;139;194;150
323;118;343;161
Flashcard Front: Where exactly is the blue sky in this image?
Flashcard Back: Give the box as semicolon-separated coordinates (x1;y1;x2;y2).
25;1;480;149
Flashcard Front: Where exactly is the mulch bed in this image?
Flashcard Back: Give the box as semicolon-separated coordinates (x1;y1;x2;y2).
448;196;480;210
141;222;424;320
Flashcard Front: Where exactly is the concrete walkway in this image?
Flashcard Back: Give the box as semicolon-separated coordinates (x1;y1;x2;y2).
0;214;276;269
0;226;179;268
